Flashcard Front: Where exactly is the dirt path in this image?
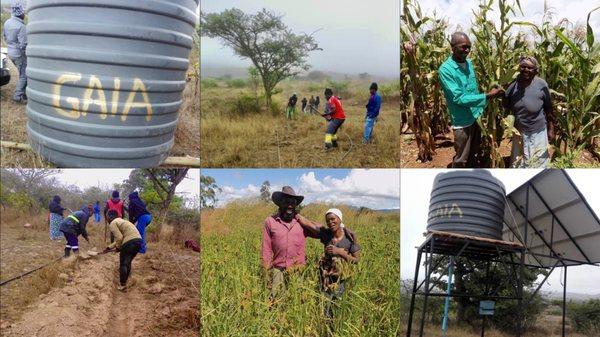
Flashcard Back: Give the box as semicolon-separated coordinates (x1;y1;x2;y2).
2;247;198;337
400;130;599;168
3;256;114;337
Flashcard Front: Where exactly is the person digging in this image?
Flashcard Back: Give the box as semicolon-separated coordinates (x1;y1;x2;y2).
323;88;346;150
59;204;93;258
103;209;143;291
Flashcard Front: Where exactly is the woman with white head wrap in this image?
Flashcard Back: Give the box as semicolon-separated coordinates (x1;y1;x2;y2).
295;208;361;318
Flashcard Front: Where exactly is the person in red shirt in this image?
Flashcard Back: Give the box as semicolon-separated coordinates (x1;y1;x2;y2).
104;190;125;243
323;88;346;149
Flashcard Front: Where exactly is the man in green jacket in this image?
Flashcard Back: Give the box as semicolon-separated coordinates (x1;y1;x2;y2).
438;32;504;167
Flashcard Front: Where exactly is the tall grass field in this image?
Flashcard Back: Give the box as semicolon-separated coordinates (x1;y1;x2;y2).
200;201;400;336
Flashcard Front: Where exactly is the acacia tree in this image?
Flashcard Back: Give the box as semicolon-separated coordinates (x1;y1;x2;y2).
145;169;189;216
200;175;220;209
200;8;321;110
259;180;270;202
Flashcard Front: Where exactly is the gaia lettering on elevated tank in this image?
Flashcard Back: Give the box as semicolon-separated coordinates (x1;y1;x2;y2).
52;74;153;121
432;203;463;220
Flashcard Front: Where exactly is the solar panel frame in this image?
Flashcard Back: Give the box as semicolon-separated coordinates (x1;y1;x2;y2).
501;170;600;268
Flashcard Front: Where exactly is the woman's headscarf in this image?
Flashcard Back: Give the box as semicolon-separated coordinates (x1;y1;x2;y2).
326;208;345;228
519;56;539;71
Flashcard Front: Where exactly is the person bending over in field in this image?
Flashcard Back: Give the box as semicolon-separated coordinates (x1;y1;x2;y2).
262;186;309;301
128;191;152;254
438;32;504;168
104;210;143;291
296;208;360;319
59;204;92;257
323;88;346;150
503;56;554;168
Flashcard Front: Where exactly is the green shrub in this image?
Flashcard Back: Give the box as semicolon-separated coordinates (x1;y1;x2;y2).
568;299;600;336
226;78;247;88
327;80;351;99
201;78;218;88
230;93;261;116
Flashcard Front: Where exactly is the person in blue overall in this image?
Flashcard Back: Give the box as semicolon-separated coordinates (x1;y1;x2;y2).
128;192;152;254
59;205;92;257
93;201;101;223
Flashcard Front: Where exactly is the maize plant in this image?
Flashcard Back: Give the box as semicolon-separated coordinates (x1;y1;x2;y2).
470;0;528;167
402;0;600;166
401;0;450;162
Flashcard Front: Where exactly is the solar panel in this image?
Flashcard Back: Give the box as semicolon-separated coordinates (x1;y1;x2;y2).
502;170;600;268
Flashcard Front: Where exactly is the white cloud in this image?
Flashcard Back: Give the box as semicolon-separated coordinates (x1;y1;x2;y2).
217;183;261;205
216;169;400;210
298;169;400;209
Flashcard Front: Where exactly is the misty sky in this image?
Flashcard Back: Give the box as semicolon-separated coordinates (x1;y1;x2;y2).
401;169;600;295
414;0;600;38
201;0;400;77
52;169;200;199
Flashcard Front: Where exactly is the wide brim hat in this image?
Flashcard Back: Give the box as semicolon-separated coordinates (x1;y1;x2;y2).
272;186;304;207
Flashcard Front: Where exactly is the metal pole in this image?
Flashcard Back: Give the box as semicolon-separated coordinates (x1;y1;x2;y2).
442;256;454;337
516;186;530;337
481;315;486;337
419;238;435;337
481;261;491;337
562;266;567;337
406;248;423;337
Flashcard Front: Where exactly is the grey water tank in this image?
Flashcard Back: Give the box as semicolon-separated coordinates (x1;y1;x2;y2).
427;170;506;240
25;0;198;167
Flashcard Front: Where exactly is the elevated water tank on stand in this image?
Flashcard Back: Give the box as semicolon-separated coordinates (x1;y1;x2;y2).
427;170;506;240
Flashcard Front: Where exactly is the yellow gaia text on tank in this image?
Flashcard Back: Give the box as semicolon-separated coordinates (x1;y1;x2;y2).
52;74;153;121
431;203;464;220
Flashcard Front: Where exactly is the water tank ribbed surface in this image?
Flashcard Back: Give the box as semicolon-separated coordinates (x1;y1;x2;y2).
427;170;506;240
25;0;198;167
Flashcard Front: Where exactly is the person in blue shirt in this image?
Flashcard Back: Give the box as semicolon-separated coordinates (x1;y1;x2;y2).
2;2;28;103
363;82;382;144
93;201;101;223
438;32;504;167
128;192;152;254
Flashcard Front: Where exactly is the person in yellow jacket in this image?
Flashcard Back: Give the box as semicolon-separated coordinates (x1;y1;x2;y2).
104;209;142;291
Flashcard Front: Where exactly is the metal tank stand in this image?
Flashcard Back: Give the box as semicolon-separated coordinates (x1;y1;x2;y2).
405;231;526;337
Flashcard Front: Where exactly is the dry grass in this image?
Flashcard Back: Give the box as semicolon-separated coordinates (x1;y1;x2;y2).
403;308;590;337
0;209;76;322
200;80;400;168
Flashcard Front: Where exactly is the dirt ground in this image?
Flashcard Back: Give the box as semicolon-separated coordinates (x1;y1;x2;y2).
400;130;600;168
0;209;199;337
0;64;199;168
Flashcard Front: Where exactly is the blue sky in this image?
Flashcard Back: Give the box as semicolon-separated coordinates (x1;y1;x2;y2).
201;169;400;210
201;169;349;190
